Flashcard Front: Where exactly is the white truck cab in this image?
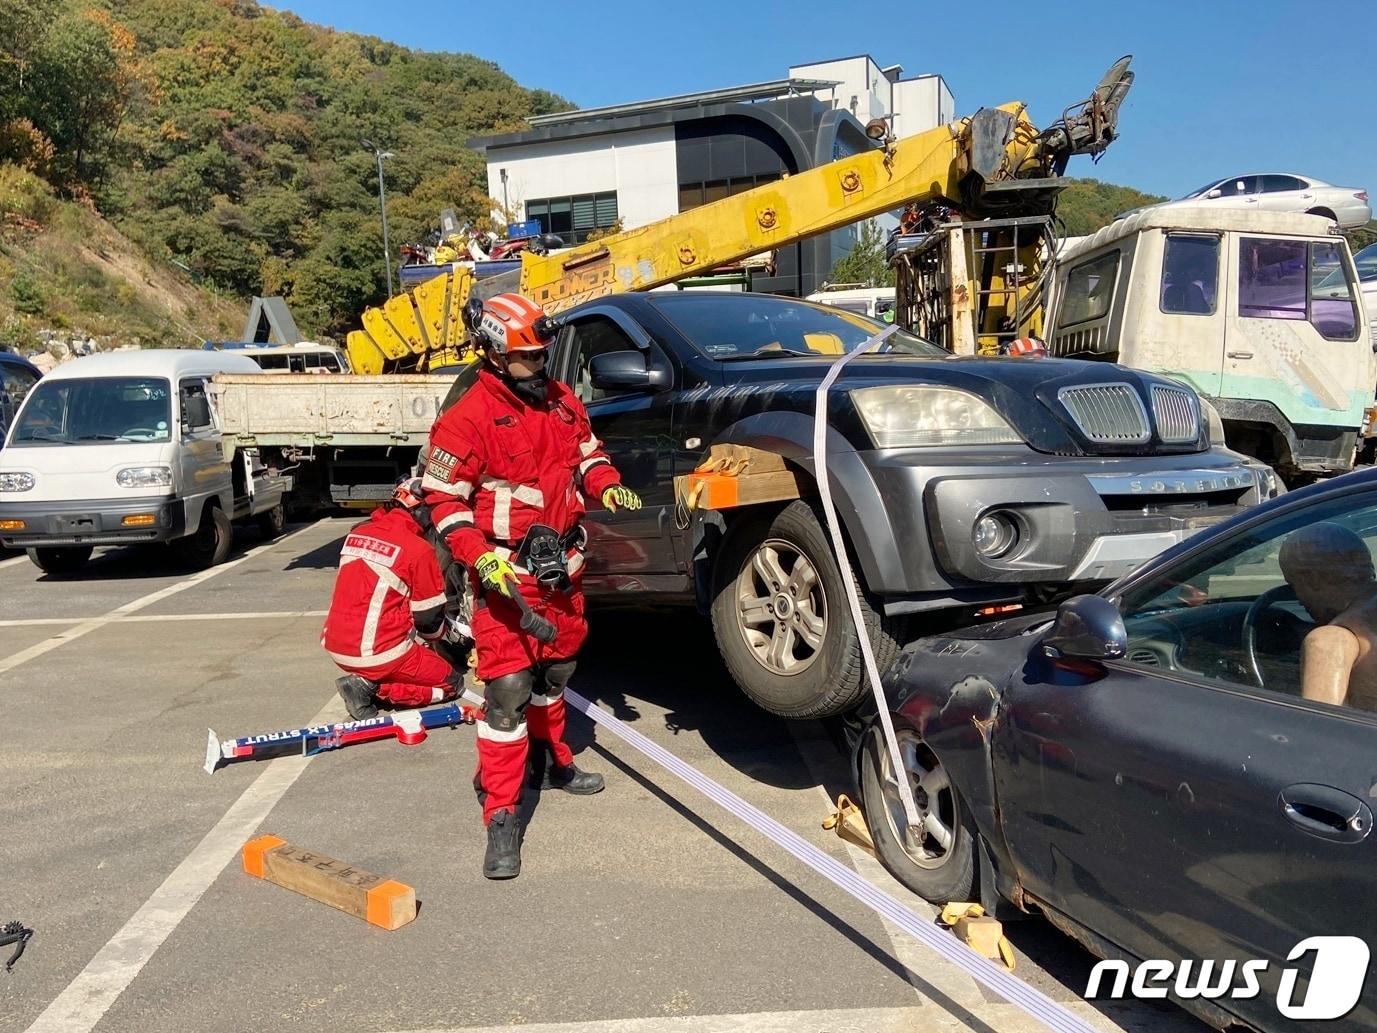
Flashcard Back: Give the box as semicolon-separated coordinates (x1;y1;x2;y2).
805;285;897;322
1047;208;1374;482
0;350;291;574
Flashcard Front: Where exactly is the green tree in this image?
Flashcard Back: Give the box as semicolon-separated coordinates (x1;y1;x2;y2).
0;0;58;119
828;220;894;287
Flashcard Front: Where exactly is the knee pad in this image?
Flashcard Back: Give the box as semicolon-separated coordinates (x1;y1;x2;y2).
542;660;577;694
484;670;533;731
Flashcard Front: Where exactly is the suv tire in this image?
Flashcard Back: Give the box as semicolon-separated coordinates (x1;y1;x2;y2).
710;499;906;718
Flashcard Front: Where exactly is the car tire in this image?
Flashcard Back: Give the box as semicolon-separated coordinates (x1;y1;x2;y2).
177;504;232;570
709;499;906;719
27;546;93;576
860;722;977;904
255;502;285;540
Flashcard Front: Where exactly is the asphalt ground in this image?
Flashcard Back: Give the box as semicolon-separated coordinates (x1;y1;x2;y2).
0;521;1207;1033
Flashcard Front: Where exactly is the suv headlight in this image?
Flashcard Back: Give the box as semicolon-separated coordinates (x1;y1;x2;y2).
116;466;173;488
0;472;35;492
851;386;1022;448
1199;397;1227;448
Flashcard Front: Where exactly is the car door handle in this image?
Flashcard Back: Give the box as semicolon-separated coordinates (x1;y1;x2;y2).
1226;350;1254;359
1280;783;1372;844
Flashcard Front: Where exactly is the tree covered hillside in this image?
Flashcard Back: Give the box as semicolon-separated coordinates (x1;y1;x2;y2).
0;0;568;338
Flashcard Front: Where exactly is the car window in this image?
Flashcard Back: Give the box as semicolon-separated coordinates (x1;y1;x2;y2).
1238;237;1307;320
1261;175;1305;193
569;315;641;404
1059;250;1120;326
1309;241;1359;340
1116;492;1377;715
1215;176;1259;197
1352;243;1377;284
179;379;214;433
1160;234;1219;315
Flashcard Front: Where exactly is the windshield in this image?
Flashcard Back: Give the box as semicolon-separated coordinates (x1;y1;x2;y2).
10;377;172;446
650;294;944;361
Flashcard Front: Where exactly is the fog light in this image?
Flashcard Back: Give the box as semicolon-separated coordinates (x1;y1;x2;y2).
973;513;1018;559
0;519;26;532
122;513;157;527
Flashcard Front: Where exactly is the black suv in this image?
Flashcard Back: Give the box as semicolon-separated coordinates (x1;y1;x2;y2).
448;291;1273;719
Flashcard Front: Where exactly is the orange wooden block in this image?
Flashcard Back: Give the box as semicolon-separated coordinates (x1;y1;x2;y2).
242;834;286;878
240;835;417;931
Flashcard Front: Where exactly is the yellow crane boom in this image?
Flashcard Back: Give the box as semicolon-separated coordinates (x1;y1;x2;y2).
346;57;1133;376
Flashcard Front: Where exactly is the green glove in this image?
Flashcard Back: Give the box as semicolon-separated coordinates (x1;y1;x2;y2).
602;485;642;512
474;551;518;597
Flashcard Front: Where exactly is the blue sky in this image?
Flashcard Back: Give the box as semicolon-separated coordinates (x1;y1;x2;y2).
271;0;1376;199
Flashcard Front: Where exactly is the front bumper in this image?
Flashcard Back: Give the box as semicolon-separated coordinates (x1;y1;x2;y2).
0;496;187;548
838;446;1263;604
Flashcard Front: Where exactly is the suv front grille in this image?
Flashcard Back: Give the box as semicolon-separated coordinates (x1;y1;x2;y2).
1057;384;1150;444
1150;385;1199;444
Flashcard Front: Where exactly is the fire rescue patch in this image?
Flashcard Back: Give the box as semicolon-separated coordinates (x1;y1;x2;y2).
426;447;460;482
341;534;401;566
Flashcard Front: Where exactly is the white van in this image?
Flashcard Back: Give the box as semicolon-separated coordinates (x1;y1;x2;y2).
0;351;291;574
805;285;896;322
231;342;351;374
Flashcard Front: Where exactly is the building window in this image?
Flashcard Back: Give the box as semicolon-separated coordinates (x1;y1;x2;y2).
526;192;619;245
677;173;781;213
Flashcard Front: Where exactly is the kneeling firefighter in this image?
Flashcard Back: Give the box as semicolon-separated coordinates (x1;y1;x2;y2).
421;292;640;880
322;478;466;720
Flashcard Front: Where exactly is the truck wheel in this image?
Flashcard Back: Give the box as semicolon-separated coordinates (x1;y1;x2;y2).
27;546;93;576
860;723;977;904
177;505;232;570
255;502;285;540
709;499;906;718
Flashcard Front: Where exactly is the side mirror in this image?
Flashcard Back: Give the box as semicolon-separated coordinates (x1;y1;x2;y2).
1205;188;1223;200
1042;595;1127;662
589;350;670;393
182;395;212;431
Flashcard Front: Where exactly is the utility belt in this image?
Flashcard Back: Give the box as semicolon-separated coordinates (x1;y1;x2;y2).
490;522;586;592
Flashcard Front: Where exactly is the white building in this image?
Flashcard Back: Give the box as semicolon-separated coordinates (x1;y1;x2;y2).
471;56;954;296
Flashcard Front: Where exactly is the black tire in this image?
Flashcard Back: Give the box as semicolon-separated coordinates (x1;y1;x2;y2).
255;502;285;540
176;504;232;570
27;546;93;575
860;722;977;903
709;499;907;719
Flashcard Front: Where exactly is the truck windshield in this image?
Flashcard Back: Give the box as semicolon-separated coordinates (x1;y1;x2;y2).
10;377;172;446
651;294;944;361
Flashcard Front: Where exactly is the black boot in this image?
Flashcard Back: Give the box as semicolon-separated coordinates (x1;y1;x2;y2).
336;675;378;721
545;762;605;795
483;809;521;880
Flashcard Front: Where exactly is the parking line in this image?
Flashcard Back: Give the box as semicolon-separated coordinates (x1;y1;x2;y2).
0;522;325;677
0;611;328;627
23;691;345;1033
0;554;28;570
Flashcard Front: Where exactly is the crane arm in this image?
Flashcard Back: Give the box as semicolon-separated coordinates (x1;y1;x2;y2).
346;57;1132;374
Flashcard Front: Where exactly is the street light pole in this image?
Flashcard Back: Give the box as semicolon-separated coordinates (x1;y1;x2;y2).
500;167;509;222
362;139;395;297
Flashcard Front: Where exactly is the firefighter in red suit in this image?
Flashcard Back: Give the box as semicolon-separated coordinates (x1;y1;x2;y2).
422;292;640;880
322;478;465;721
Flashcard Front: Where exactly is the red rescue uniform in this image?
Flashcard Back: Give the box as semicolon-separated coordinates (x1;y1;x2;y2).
321;507;457;707
423;368;623;818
